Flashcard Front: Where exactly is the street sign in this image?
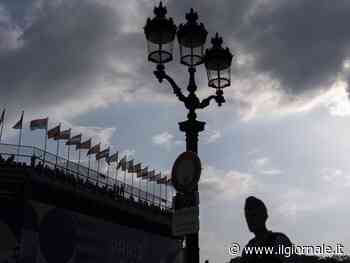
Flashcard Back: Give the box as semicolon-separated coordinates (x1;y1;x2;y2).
172;207;200;236
171;151;201;193
174;192;199;210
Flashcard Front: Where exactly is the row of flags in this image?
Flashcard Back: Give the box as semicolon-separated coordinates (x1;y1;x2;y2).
0;109;172;185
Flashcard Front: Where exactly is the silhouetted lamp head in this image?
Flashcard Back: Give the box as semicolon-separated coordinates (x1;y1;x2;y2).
244;196;268;234
144;2;177;64
177;8;208;67
204;33;233;91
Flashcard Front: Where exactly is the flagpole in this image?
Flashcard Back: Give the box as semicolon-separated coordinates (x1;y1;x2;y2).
124;156;127;186
159;180;162;208
115;164;118;186
165;181;168;209
107;164;110;188
66;145;71;172
17;124;22;160
152;181;156;204
97;159;100;186
0;109;5;143
55;123;61;168
43;126;48;163
55;139;59;168
77;148;81;174
87;154;91;179
146;174;149;203
131;168;134;197
138;172;142;202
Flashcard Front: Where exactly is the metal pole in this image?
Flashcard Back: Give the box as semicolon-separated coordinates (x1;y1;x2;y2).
0;109;5;143
77;148;81;174
43;127;47;163
55;139;60;168
87;154;91;179
159;181;162;209
138;174;142;201
17;126;22;161
179;118;205;263
66;145;71;172
165;181;168;209
97;159;100;186
131;170;134;197
146;175;149;203
107;164;110;188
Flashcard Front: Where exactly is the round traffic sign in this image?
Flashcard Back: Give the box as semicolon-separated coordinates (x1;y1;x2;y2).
171;151;201;193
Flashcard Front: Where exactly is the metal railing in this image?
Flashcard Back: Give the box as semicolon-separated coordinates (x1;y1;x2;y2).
0;143;174;211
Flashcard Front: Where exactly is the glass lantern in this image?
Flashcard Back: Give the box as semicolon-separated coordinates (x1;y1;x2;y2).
177;9;208;67
204;33;233;89
144;2;177;64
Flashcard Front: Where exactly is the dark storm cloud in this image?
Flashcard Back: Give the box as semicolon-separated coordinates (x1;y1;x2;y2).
168;0;350;97
0;0;125;119
1;0;350;122
236;0;350;95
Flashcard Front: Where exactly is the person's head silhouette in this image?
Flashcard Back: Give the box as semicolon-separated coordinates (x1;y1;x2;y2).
244;196;268;236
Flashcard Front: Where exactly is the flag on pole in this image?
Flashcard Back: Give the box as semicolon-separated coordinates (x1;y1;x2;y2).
76;138;91;150
55;128;71;140
30;117;48;131
66;133;82;145
137;166;148;178
147;170;155;180
0;109;5;125
127;160;134;172
87;143;100;155
142;169;154;180
12;111;24;130
106;151;118;165
157;176;168;184
150;172;161;182
117;156;127;170
47;125;60;139
151;172;161;182
96;147;109;160
166;178;172;185
131;162;142;173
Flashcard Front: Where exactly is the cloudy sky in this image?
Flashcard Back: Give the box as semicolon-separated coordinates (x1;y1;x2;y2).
1;0;350;261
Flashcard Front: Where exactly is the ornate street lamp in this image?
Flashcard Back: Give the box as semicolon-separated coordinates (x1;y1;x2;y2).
144;2;177;64
144;3;233;263
177;8;207;67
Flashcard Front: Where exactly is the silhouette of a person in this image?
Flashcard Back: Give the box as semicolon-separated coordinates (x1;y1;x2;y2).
241;196;294;263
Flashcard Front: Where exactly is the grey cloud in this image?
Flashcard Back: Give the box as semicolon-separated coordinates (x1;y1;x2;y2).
234;0;350;96
168;0;350;99
0;0;124;120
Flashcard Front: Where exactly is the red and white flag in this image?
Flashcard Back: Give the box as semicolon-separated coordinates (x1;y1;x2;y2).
30;117;48;131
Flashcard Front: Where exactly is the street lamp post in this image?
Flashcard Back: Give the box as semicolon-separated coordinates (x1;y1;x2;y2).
144;3;233;263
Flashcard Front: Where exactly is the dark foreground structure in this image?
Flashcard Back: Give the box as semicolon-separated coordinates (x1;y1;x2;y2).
0;145;182;263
